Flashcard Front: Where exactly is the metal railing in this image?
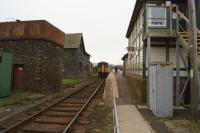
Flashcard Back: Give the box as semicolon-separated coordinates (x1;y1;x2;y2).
176;6;200;34
175;6;200;105
112;84;120;133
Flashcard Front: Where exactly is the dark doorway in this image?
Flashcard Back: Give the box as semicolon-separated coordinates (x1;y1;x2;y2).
13;64;24;89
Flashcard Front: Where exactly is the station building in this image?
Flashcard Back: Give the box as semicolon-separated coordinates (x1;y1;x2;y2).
63;33;92;79
124;0;200;103
121;53;128;76
0;20;65;91
0;20;92;92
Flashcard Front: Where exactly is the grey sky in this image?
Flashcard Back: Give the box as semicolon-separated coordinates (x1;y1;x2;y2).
0;0;135;64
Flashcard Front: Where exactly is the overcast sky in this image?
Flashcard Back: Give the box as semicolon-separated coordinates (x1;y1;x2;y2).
0;0;135;65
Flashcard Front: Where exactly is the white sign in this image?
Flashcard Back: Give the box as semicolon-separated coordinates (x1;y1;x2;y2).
166;1;171;6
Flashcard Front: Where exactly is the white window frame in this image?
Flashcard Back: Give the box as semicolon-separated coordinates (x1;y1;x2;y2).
148;4;167;27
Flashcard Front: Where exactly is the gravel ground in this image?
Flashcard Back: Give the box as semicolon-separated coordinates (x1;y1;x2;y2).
0;80;93;122
71;81;113;133
0;92;51;121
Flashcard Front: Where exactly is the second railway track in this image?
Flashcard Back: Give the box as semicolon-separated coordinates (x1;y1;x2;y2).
0;78;105;133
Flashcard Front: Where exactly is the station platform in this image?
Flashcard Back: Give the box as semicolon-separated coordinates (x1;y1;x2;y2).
104;72;154;133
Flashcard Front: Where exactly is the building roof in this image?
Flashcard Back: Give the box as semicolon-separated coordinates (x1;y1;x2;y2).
64;33;83;48
121;53;128;60
84;51;91;57
126;0;144;38
0;20;65;46
126;0;185;38
64;33;91;56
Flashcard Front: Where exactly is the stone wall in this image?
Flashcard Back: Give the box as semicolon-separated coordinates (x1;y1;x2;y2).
0;40;63;91
126;75;147;103
126;75;190;104
62;48;86;79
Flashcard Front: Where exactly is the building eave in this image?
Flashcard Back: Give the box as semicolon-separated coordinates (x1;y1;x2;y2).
126;0;145;38
121;53;128;60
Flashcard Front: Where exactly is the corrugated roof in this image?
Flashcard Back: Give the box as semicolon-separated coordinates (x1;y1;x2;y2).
64;33;83;48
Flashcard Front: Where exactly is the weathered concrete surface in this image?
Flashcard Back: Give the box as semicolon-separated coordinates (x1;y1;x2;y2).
117;105;153;133
103;74;113;107
103;72;119;98
109;72;119;98
103;72;119;107
103;72;154;133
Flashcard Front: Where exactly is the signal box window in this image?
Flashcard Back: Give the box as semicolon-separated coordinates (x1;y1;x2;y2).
148;5;166;27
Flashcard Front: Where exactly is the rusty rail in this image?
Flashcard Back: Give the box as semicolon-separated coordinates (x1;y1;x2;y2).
0;78;103;133
62;79;105;132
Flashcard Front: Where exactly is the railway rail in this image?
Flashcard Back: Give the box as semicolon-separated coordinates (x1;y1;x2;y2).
0;78;105;133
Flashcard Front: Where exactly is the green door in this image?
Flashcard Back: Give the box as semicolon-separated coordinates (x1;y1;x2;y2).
0;52;13;97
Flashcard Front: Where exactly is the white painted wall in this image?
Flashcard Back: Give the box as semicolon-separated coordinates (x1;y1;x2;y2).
169;48;187;68
126;6;144;77
146;47;166;67
151;47;166;62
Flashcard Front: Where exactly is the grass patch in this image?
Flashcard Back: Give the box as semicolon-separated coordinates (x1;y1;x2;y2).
61;79;82;86
0;90;32;106
86;104;113;133
163;119;200;133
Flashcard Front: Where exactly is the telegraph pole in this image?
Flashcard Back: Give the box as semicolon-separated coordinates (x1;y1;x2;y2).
188;0;199;121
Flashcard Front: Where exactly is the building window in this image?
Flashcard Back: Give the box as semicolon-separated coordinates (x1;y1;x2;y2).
148;5;166;27
79;62;83;72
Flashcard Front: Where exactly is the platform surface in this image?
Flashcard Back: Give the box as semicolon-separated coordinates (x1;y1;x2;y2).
108;72;154;133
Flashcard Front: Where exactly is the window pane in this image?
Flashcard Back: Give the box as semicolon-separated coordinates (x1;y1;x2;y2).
150;7;165;18
148;6;166;26
151;19;166;25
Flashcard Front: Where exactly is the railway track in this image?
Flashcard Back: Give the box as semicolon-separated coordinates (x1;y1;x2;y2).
0;78;105;133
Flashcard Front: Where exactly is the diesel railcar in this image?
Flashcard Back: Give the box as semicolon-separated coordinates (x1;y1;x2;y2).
97;62;109;78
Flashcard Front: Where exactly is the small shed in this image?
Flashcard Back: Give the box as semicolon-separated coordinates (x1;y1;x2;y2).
121;53;128;76
149;62;173;118
63;33;91;79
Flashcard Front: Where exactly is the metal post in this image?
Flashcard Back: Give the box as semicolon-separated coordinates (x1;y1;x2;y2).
112;83;120;133
176;39;180;106
176;6;179;32
146;4;151;106
170;4;173;36
147;36;151;106
188;0;199;121
179;49;189;71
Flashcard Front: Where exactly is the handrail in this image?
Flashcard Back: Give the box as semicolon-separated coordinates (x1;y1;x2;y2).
177;10;189;23
177;8;200;34
112;83;120;133
196;28;200;34
179;24;186;32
